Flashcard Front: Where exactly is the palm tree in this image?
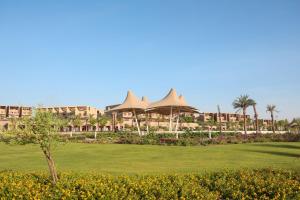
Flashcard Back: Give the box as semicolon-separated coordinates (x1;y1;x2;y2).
97;115;109;132
72;115;82;133
249;99;259;134
232;95;253;135
266;105;278;134
86;114;98;138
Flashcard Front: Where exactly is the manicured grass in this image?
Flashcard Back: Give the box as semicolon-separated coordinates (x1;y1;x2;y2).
0;142;299;174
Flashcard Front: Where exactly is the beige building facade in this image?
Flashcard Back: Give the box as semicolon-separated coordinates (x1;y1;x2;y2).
0;104;276;132
0;105;33;130
39;106;103;119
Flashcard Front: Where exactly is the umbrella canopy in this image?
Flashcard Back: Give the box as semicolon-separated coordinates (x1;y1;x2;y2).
107;90;146;136
146;89;199;114
178;95;187;106
146;88;199;134
108;90;146;114
141;96;150;108
178;95;199;113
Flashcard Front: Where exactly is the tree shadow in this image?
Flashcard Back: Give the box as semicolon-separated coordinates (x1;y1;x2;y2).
244;149;300;158
251;143;300;150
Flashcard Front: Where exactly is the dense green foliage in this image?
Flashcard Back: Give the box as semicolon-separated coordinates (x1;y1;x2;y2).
0;169;299;199
64;132;300;146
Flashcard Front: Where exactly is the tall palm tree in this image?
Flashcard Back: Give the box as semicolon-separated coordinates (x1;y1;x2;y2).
232;95;253;135
266;105;278;134
249;99;259;134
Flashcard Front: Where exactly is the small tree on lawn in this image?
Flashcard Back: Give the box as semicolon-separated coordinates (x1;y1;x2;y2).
3;110;62;185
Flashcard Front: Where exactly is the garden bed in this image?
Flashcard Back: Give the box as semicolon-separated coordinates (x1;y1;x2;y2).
0;169;299;199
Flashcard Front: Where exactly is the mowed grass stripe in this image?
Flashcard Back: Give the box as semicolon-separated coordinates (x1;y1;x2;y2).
0;142;299;174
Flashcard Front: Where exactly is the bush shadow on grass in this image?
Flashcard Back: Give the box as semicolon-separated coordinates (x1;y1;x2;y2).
243;149;300;158
250;143;300;150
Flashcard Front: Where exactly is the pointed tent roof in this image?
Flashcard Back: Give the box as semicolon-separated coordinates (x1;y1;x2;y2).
108;90;146;113
141;96;150;107
178;95;187;106
147;89;199;114
178;95;198;112
148;88;181;108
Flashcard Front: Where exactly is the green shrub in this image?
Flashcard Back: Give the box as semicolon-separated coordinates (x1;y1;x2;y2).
0;169;299;199
46;132;300;147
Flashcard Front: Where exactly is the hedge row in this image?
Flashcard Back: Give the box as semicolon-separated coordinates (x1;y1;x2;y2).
0;169;299;199
65;132;300;146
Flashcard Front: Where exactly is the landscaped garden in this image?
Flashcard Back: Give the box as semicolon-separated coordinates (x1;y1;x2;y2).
1;169;299;199
0;141;300;199
1;111;299;199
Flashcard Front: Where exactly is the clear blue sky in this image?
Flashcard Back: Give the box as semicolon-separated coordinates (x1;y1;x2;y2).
0;0;299;120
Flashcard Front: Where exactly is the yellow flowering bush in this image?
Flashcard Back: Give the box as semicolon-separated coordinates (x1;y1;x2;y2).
0;169;299;200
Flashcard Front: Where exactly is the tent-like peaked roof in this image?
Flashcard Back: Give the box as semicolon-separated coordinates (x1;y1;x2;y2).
109;90;146;112
147;89;199;114
141;96;150;107
148;88;181;108
178;95;187;106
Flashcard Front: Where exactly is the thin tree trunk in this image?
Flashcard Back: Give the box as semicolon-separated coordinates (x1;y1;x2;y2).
175;109;180;139
43;149;58;185
209;127;212;139
271;112;275;134
86;119;88;132
218;105;222;135
145;112;149;134
243;108;247;135
218;114;222;134
253;105;259;134
169;107;173;132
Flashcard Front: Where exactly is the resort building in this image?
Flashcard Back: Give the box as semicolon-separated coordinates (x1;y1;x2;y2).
0;105;33;130
199;112;250;123
198;112;252;130
39;106;103;119
38;106;104;132
0;105;32;119
0;92;277;132
0;105;104;132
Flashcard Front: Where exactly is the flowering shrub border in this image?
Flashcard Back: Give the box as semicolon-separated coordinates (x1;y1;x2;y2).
0;169;299;199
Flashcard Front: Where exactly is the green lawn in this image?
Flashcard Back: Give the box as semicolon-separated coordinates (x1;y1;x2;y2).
0;142;299;175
